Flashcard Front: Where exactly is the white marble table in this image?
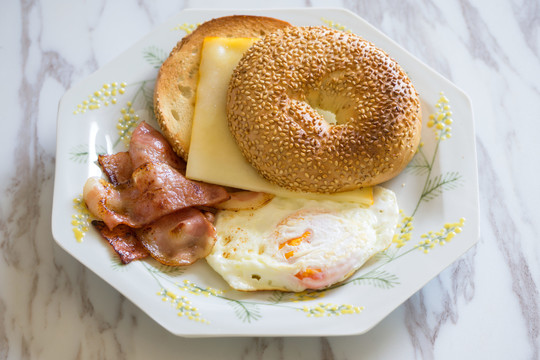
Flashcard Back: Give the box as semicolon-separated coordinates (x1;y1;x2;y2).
2;0;539;359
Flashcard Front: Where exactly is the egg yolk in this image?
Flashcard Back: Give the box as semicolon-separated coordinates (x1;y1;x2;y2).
279;230;312;259
295;267;323;280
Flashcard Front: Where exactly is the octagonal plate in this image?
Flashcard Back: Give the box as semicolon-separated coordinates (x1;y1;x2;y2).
52;8;479;337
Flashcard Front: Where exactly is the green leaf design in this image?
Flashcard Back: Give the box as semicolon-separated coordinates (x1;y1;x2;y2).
69;144;106;163
406;154;430;175
140;81;155;114
351;270;400;289
227;300;262;323
373;247;399;263
267;291;288;303
421;171;462;202
143;46;168;69
146;262;185;277
110;255;129;271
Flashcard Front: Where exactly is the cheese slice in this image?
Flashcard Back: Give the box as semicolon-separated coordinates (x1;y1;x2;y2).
186;37;373;205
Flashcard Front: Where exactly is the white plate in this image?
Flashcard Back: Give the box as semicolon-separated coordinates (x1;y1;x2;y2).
52;8;479;337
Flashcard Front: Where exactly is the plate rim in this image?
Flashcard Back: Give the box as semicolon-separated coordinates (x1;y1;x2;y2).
51;7;480;337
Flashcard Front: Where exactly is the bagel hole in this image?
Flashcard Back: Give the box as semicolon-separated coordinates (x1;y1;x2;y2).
313;107;337;126
307;89;348;126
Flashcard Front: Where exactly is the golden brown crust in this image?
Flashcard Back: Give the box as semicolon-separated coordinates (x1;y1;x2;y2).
227;26;422;193
154;15;292;160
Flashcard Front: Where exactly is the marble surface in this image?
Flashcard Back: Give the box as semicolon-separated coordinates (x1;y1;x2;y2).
1;0;539;359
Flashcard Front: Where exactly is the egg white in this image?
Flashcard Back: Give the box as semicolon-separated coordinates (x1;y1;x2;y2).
206;186;399;292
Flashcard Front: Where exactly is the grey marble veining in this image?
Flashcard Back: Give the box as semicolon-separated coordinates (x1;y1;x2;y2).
1;0;539;359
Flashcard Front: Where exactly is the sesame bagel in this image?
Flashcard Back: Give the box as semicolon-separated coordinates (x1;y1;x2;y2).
227;26;422;193
154;15;291;160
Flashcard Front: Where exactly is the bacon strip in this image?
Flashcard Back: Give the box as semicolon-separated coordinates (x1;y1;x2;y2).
91;220;149;264
84;121;230;267
129;121;186;173
135;208;216;266
84;177;131;228
128;162;229;225
84;162;229;229
97;122;186;185
98;152;133;185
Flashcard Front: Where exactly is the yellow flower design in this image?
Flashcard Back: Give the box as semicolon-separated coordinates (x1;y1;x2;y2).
72;195;91;242
179;279;224;297
427;92;453;140
392;211;414;248
292;290;327;302
321;18;351;32
73;82;127;114
172;23;199;34
116;101;140;147
416;218;466;254
302;303;364;317
158;288;209;323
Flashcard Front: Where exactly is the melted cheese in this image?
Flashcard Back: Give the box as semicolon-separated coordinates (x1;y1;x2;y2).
186;37;373;205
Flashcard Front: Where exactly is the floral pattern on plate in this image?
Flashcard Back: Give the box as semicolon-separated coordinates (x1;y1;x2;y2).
53;9;479;337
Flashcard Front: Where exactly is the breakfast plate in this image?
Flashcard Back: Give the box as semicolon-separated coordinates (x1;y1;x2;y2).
52;8;479;337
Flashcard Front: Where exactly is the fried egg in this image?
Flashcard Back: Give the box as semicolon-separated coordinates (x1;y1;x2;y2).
206;186;399;292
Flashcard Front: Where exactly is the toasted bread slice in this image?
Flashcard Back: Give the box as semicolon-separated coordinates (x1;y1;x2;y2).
154;15;291;160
